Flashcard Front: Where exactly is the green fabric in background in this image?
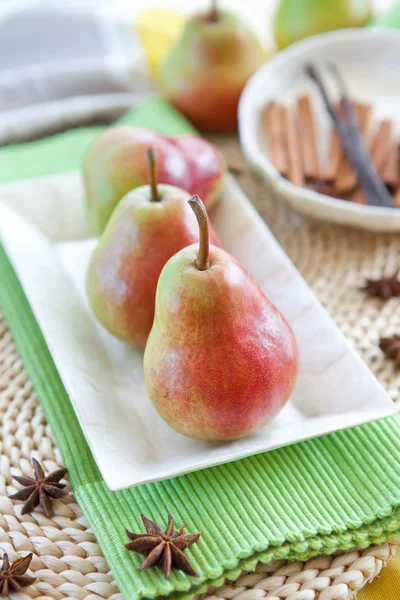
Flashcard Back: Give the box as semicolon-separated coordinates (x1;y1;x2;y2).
0;98;195;184
1;97;400;600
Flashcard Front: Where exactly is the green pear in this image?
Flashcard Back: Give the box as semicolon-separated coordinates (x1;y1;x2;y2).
274;0;372;49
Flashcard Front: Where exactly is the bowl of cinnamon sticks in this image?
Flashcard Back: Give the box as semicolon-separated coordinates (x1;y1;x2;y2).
238;28;400;231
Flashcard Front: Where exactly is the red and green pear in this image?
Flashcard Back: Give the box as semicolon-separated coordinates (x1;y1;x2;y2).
158;1;265;133
86;150;221;350
83;126;225;235
144;196;298;440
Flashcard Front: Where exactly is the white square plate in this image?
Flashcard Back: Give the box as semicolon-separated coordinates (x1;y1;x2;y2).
0;173;397;491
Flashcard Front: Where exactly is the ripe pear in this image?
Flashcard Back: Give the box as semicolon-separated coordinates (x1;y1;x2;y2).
144;196;298;440
158;1;265;133
83;126;225;235
86;150;221;350
274;0;372;49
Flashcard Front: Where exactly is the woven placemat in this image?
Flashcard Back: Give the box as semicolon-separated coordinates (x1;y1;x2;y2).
0;138;399;599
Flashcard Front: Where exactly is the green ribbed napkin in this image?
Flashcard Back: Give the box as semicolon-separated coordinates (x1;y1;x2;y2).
1;96;400;600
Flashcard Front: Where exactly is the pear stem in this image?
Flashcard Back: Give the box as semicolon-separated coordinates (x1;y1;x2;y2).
188;195;210;271
146;147;161;202
209;0;219;21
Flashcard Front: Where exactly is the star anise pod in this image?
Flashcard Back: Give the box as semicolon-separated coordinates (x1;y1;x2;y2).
380;335;400;367
9;458;68;518
125;514;201;579
0;553;36;595
362;272;400;299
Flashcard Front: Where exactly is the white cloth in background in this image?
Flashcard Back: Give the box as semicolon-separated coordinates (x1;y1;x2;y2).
0;0;390;144
0;0;153;143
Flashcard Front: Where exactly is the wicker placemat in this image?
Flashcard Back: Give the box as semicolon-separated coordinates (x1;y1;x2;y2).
0;138;399;599
216;137;400;404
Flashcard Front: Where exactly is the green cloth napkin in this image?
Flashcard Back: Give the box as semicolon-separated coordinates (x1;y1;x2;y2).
0;98;195;183
1;97;400;600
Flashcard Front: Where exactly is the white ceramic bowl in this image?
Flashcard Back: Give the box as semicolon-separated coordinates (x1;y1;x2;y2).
238;29;400;231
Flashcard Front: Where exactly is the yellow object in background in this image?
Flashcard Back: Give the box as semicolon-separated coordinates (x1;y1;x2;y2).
135;10;185;80
358;550;400;599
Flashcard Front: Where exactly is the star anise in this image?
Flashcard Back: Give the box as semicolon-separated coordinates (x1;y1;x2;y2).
362;272;400;299
380;335;400;366
0;553;36;595
9;458;68;518
125;514;201;579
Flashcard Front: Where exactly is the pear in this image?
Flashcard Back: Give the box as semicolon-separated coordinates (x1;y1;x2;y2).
274;0;372;49
86;150;221;350
83;126;225;235
158;0;265;133
144;195;298;440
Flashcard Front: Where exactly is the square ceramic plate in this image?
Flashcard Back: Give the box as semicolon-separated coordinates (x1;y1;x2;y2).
0;173;397;491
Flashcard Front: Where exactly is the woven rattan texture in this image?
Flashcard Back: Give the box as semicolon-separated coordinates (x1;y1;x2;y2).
1;139;399;599
217;138;400;405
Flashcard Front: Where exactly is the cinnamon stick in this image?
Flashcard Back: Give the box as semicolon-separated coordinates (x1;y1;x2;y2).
352;121;393;204
335;103;372;193
353;189;368;205
320;100;357;183
315;181;350;200
319;101;345;182
320;128;341;182
283;107;304;187
370;120;392;175
383;144;400;189
297;95;319;180
261;102;288;176
394;186;400;208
